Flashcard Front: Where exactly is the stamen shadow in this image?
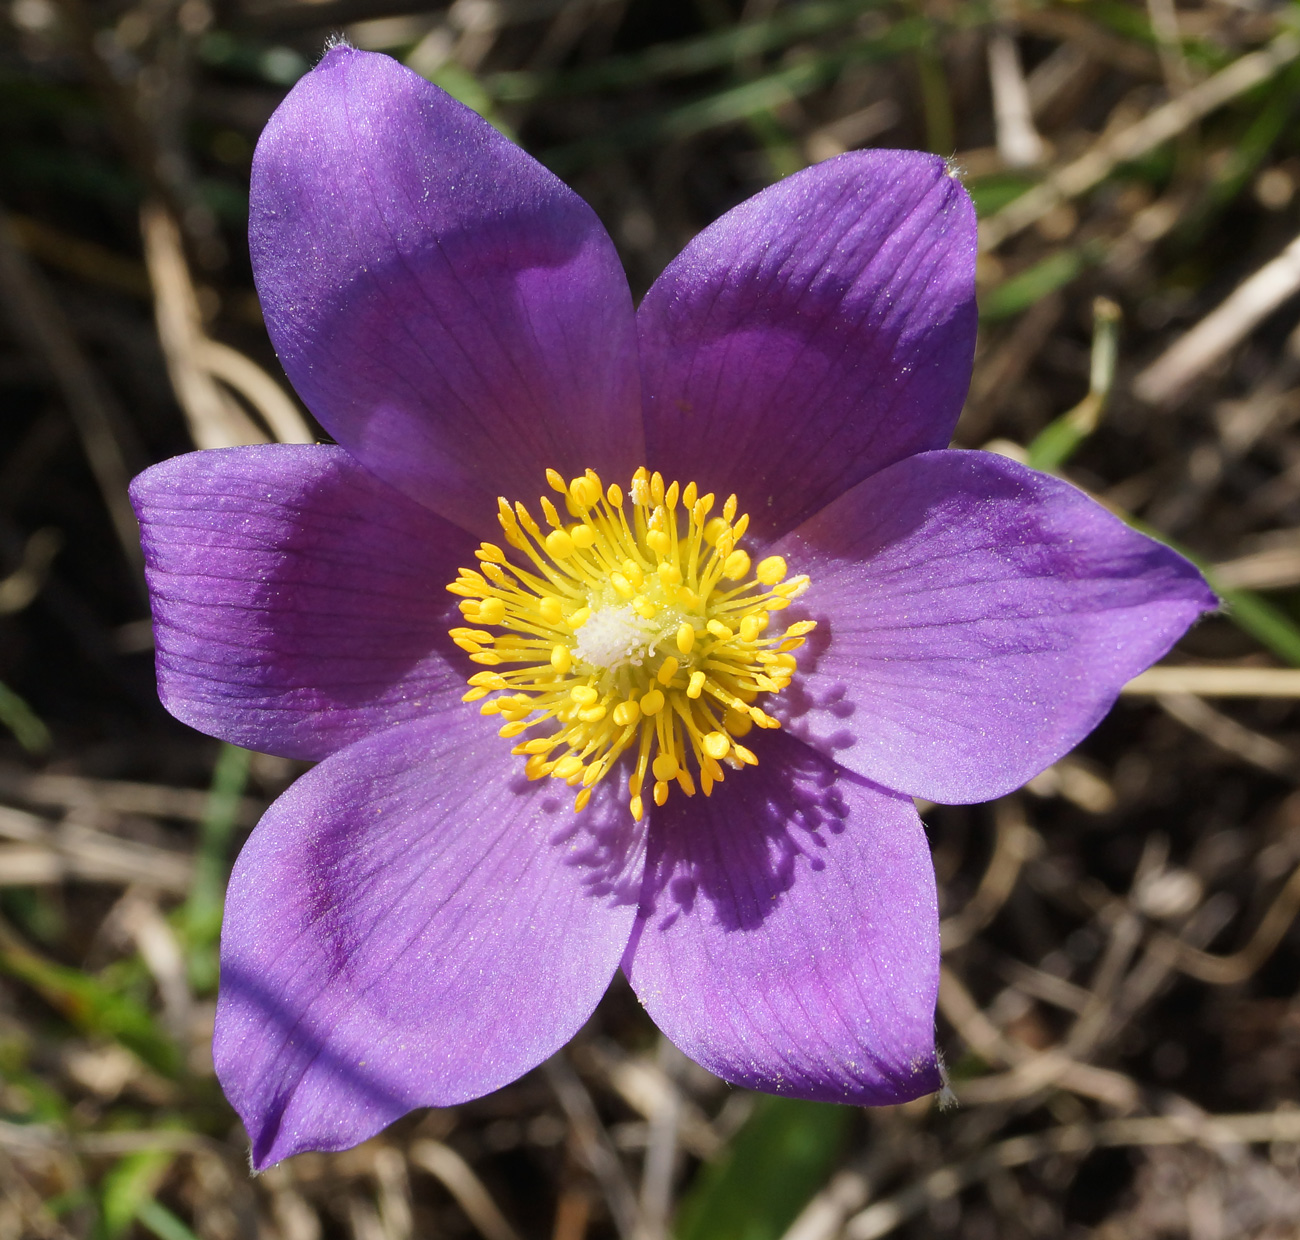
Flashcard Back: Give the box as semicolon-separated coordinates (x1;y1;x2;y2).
635;728;879;935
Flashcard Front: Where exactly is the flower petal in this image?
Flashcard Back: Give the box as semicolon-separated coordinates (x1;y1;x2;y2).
250;47;642;536
131;444;470;761
772;450;1217;803
624;731;940;1105
638;150;976;542
216;712;645;1168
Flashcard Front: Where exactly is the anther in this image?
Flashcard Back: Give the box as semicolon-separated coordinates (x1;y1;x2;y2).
545;529;575;559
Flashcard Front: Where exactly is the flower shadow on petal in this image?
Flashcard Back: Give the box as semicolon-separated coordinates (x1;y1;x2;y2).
217;746;646;1166
638;730;855;935
543;776;648;908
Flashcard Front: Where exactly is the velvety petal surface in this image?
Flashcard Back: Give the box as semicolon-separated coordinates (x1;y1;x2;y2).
624;730;940;1104
216;711;645;1168
131;444;470;761
251;47;642;536
638;150;976;542
772;450;1217;804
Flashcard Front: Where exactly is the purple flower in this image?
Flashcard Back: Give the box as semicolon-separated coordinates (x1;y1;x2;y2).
129;47;1214;1168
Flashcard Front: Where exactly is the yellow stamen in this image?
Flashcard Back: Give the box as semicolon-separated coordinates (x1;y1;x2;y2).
446;468;815;814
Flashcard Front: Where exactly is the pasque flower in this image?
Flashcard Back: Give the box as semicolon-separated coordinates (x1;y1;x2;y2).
130;47;1214;1167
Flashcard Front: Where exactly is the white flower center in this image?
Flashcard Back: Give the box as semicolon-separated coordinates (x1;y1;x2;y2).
573;603;656;671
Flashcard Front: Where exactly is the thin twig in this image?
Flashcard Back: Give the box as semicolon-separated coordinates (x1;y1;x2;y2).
0;209;143;584
845;1110;1300;1240
0;765;265;826
1135;229;1300;406
544;1053;639;1240
987;27;1044;168
1122;666;1300;697
1155;692;1296;778
1151;861;1300;984
0;807;193;893
142;202;312;448
408;1141;523;1240
635;1039;686;1240
980;32;1300;250
940;798;1041;952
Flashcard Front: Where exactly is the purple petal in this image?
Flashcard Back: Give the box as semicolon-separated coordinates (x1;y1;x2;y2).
216;712;644;1167
624;731;940;1105
130;444;471;761
638;150;976;542
772;450;1217;803
251;47;642;536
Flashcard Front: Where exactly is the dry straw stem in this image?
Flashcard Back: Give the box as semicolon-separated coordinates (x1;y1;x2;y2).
0;763;265;826
987;26;1045;169
410;1140;523;1240
1213;540;1300;591
543;1052;641;1240
1154;691;1296;778
0;528;62;615
0;804;193;893
780;1142;908;1240
844;1110;1300;1240
0;209;143;582
979;31;1300;251
141;202;313;449
1135;230;1300;407
579;1041;722;1159
1150;859;1300;984
635;1039;689;1240
0;1121;218;1157
1122;665;1300;696
939;797;1041;951
937;967;1140;1111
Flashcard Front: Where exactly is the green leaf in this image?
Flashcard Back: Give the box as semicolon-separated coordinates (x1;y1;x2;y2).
179;743;251;993
675;1096;852;1240
487;0;885;102
963;172;1036;217
98;1152;173;1240
542;20;929;174
1027;297;1122;472
980;248;1094;322
0;679;50;753
0;925;179;1077
136;1199;201;1240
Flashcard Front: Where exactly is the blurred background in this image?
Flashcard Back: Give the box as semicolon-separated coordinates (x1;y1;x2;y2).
5;0;1300;1236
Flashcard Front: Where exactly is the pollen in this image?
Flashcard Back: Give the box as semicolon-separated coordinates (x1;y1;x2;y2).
447;468;814;821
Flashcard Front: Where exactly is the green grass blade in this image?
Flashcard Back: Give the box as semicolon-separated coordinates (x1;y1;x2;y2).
489;0;882;102
99;1152;174;1240
0;679;50;753
543;20;929;174
136;1199;201;1240
0;923;180;1076
180;743;252;993
1027;297;1121;472
980;247;1095;322
675;1096;851;1240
